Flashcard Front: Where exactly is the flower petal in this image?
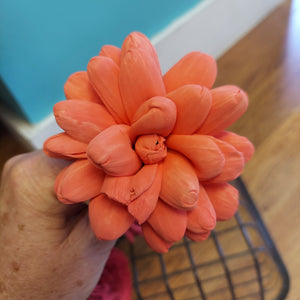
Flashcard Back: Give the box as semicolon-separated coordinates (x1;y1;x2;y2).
43;133;87;160
55;159;105;204
160;151;199;210
130;96;177;140
135;134;167;165
215;131;255;162
205;137;244;183
163;51;217;93
89;194;134;240
101;164;158;205
128;164;163;224
185;229;211;242
54;100;116;143
99;45;121;66
197;85;248;135
64;71;102;104
167;84;212;134
147;199;187;243
204;183;239;221
119;48;166;122
186;184;216;234
87;56;129;124
87;125;142;176
121;32;160;68
142;222;172;253
166;135;225;181
54;166;72;204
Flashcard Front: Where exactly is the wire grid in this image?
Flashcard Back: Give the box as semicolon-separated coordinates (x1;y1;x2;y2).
117;178;289;300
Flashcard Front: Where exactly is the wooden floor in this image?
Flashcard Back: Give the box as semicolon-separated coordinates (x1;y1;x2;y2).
0;0;299;298
216;1;300;299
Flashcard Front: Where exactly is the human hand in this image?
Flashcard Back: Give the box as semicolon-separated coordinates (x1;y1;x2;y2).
0;151;115;299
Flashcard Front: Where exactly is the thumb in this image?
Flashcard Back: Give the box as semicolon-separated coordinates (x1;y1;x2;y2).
2;150;85;216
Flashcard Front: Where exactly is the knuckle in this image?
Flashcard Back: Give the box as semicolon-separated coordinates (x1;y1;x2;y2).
1;154;28;183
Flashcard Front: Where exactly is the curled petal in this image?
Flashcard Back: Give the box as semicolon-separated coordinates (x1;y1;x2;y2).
121;32;160;68
186;185;216;234
215;131;255;162
54;100;116;143
197;85;248;135
89;194;134;240
135;134;167;165
87;125;142;176
99;45;121;66
130;96;177;140
166;135;225;181
87;56;129;124
128;164;163;224
204;183;239;221
142;222;172;253
64;71;102;104
43;133;87;160
206;137;244;183
185;229;211;242
167;85;212;134
119;48;166;122
148;199;187;243
163;51;217;92
55;159;105;204
160;151;199;210
101;164;158;205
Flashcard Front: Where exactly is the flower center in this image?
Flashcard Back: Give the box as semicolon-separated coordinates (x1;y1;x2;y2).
135;134;167;164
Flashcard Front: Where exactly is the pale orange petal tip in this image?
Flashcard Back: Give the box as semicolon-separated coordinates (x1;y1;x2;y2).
44;31;255;253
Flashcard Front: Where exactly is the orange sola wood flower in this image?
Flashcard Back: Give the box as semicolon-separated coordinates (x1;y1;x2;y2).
44;32;254;253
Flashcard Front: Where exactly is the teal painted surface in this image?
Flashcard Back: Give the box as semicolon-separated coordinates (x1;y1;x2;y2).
0;0;203;123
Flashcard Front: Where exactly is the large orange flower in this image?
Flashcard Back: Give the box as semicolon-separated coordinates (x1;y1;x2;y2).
44;32;254;253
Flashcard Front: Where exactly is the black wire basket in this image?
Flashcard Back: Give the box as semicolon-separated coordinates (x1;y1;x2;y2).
117;178;289;300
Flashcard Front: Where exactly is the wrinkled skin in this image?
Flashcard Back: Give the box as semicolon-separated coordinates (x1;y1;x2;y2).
0;151;115;300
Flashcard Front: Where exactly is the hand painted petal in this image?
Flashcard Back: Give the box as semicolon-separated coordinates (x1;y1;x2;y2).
186;184;216;234
128;164;163;224
197;85;248;135
160;150;199;210
142;222;173;253
163;52;217;93
147;199;187;243
87;125;142;176
54;100;116;143
119;48;166;122
205;137;244;183
167;84;212;134
43;133;87;160
101;164;158;205
130;96;177;140
185;229;211;242
99;45;121;66
87;56;129;124
215;131;255;162
166;135;225;181
89;194;134;240
64;71;102;104
121;31;161;72
204;183;239;221
55;159;105;204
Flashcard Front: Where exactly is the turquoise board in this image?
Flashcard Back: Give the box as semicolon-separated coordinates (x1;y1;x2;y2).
0;0;203;123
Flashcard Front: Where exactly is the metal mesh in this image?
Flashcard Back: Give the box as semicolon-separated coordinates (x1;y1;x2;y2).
117;178;289;300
